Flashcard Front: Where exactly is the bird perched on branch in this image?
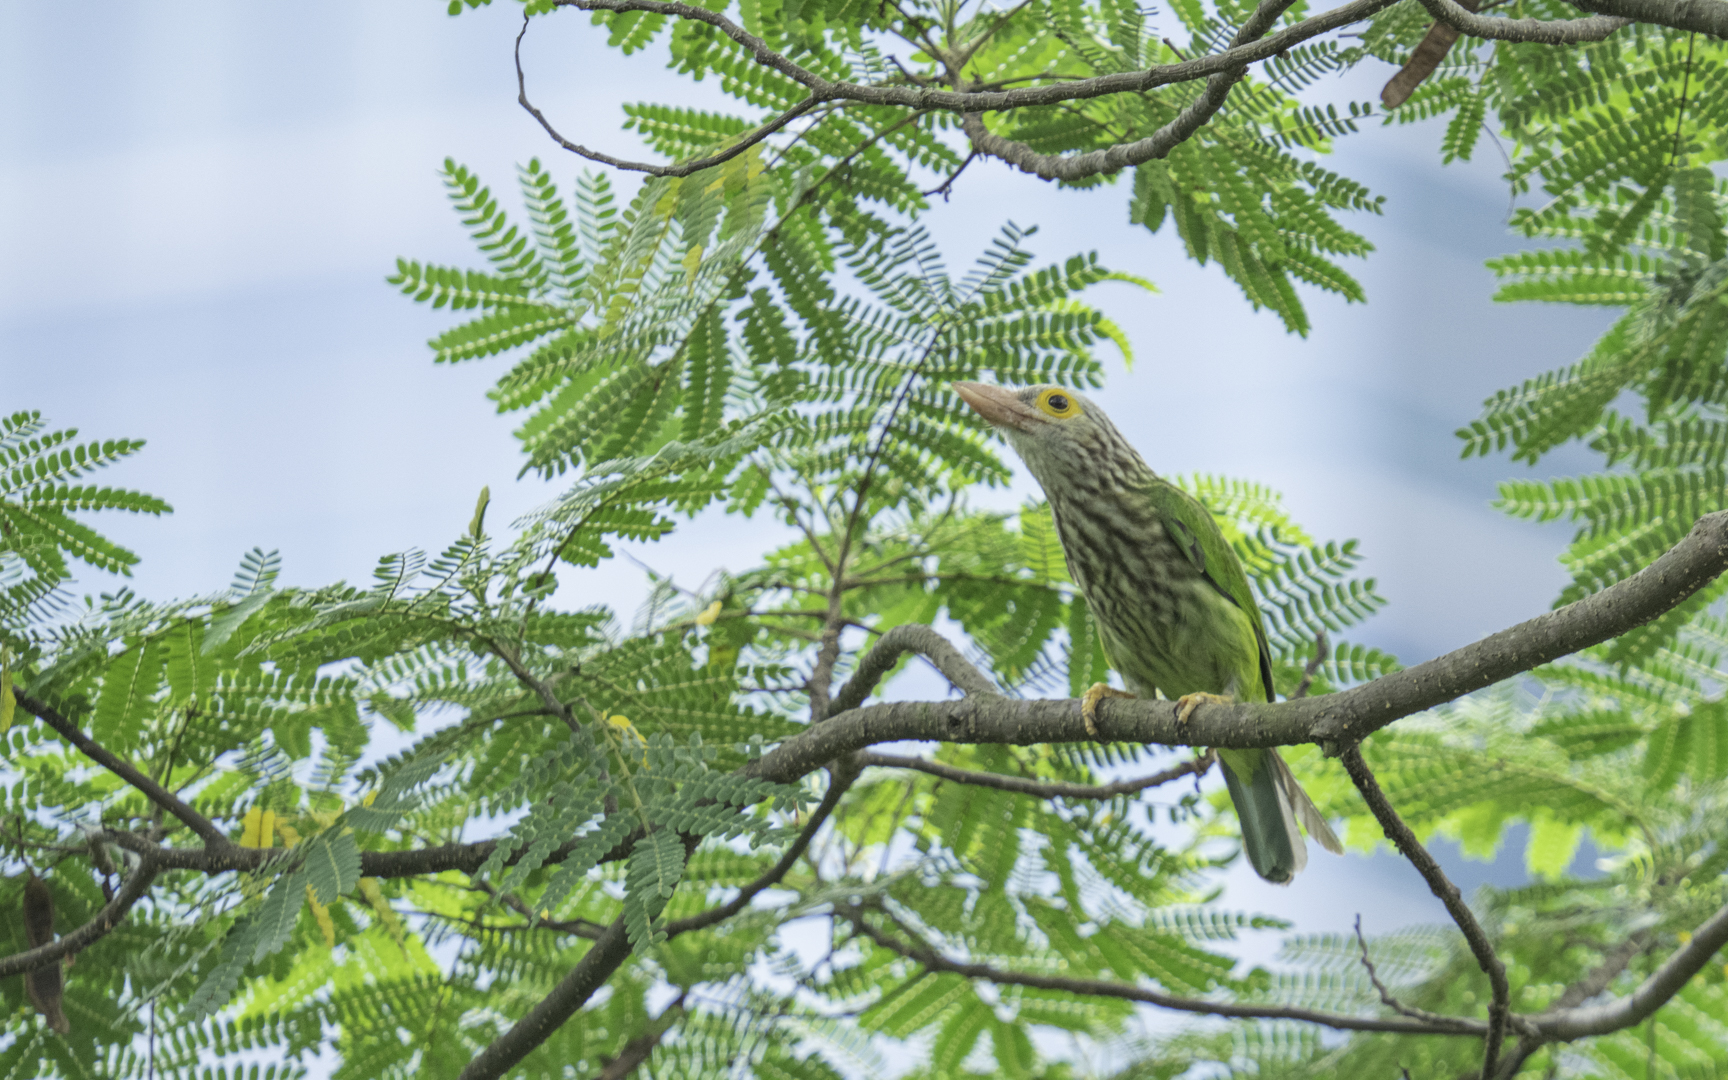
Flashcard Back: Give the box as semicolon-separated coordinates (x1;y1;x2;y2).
954;382;1343;883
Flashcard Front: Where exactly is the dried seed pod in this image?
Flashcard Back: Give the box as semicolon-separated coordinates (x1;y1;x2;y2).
22;874;70;1035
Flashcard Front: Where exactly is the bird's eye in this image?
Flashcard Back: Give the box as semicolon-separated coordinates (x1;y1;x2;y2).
1037;390;1078;418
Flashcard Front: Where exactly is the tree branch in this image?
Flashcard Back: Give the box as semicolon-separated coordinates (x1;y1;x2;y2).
1340;745;1513;1074
14;690;232;850
1414;0;1631;42
836;901;1489;1036
517;9;824;177
459;916;633;1080
1571;0;1728;36
743;511;1728;783
859;749;1213;799
0;852;160;979
1354;914;1466;1029
664;757;860;935
828;622;1001;715
97;509;1728;890
552;0;1400;115
1533;899;1728;1040
1551;929;1656;1012
957;0;1291;180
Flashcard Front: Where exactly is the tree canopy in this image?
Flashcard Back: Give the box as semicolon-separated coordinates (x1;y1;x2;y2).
4;0;1728;1078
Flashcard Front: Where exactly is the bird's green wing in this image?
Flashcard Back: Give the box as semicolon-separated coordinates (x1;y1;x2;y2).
1143;478;1276;703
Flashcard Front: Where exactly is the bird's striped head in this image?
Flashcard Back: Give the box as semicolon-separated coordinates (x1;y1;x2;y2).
953;382;1149;491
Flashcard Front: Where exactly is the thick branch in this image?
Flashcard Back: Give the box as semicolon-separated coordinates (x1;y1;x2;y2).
1341;745;1513;1073
838;903;1488;1036
859;749;1212;799
0;854;160;979
1572;0;1728;35
15;690;232;850
459;917;633;1080
742;511;1728;783
100;511;1728;891
1414;0;1631;41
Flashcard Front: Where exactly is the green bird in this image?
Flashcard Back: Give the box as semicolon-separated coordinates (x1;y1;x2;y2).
955;382;1343;883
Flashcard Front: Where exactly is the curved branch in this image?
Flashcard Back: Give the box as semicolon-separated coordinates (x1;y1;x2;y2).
552;0;1401;114
0;854;160;979
837;902;1488;1036
1341;745;1514;1072
959;68;1240;180
958;0;1287;180
1414;0;1631;42
515;14;821;177
743;511;1728;783
14;690;232;850
859;749;1213;798
829;623;1000;715
1534;899;1728;1040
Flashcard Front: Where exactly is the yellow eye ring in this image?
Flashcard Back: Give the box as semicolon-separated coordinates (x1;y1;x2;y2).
1036;388;1080;418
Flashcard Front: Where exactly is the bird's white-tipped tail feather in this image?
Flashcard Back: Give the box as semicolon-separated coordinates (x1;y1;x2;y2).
1271;750;1344;855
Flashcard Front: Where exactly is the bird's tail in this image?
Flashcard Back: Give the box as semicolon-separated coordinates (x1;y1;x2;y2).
1218;747;1343;885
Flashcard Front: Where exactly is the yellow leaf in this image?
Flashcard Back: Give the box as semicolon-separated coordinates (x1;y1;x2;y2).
278;823;302;848
682;244;704;286
240;808;275;848
363;789;378;807
306;884;336;949
1678;930;1693;945
358;878;407;948
695;600;723;627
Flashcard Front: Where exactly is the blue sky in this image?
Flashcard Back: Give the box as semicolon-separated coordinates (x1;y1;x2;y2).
1;0;1619;1045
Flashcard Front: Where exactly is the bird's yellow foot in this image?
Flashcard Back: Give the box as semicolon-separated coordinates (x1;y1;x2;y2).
1174;692;1233;725
1081;683;1136;739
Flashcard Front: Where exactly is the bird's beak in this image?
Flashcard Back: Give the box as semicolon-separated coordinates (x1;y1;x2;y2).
953;382;1041;433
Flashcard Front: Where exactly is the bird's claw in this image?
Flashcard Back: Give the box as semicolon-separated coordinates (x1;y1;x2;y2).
1174;692;1232;725
1080;683;1136;739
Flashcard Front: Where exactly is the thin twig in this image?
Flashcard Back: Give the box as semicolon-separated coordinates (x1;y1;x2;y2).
859;749;1213;799
836;901;1487;1036
1340;745;1513;1074
1353;914;1461;1027
516;14;821;178
1292;630;1329;700
921;149;978;199
14;690;231;850
1668;32;1697;166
